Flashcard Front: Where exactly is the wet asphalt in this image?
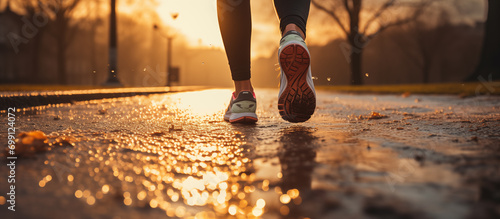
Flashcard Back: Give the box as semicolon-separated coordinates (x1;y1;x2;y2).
1;88;499;219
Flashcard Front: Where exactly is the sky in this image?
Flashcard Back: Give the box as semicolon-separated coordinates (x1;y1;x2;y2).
155;0;282;58
156;0;223;49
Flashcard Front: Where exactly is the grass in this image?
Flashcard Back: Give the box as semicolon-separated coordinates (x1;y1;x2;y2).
0;84;116;91
317;82;500;96
2;82;500;96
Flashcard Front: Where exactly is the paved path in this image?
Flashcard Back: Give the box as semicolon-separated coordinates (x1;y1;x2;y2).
1;89;499;218
0;86;205;109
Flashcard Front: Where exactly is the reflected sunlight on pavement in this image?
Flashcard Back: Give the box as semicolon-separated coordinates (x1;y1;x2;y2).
2;89;500;219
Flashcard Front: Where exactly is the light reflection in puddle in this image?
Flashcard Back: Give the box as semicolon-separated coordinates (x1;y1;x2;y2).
32;89;299;218
168;89;232;117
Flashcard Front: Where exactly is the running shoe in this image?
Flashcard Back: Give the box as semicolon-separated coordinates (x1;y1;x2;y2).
278;31;316;123
224;91;258;123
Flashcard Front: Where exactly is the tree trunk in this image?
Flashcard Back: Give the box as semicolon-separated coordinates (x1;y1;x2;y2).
350;48;363;85
31;35;42;83
57;38;66;84
91;24;97;85
466;0;500;81
421;41;431;83
349;0;363;85
56;17;67;84
89;0;98;85
422;61;430;83
106;0;120;84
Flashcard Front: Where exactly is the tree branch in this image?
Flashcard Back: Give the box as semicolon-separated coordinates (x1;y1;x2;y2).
362;0;395;34
367;0;430;39
312;0;349;37
342;0;352;18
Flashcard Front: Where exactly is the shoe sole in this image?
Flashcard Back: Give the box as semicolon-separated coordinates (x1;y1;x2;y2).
278;43;316;123
226;113;258;124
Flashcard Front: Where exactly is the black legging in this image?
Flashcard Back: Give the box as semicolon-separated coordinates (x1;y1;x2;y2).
217;0;311;81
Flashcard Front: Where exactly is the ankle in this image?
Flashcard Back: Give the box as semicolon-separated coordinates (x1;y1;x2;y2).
283;24;305;39
234;80;254;94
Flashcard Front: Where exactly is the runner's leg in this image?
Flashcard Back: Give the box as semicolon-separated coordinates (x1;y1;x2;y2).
217;0;252;88
274;0;311;38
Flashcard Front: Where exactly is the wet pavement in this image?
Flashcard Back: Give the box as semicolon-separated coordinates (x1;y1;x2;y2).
0;86;205;109
1;88;499;219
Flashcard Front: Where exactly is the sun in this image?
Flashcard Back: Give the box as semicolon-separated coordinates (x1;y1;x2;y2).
156;0;224;49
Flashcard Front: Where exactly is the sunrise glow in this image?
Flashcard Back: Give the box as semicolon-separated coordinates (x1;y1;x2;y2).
156;0;224;49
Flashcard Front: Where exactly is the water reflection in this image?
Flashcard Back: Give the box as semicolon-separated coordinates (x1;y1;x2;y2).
279;126;317;190
28;90;271;218
10;90;327;218
227;123;320;218
278;126;318;218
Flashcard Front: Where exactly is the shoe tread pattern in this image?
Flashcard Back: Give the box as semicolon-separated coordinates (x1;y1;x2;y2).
278;44;316;123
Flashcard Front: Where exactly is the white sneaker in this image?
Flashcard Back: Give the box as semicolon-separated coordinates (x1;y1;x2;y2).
277;31;316;123
224;91;258;123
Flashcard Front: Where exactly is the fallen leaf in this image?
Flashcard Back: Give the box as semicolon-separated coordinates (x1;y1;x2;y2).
7;131;51;156
360;112;388;120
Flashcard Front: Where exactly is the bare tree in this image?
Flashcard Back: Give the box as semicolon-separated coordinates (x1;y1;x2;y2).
83;0;103;85
394;10;453;83
17;0;47;83
466;0;500;82
312;0;430;85
18;0;81;84
13;0;83;85
49;0;82;84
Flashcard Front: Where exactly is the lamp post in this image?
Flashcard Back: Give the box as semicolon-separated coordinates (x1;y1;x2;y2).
153;13;178;87
105;0;122;85
166;35;173;87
